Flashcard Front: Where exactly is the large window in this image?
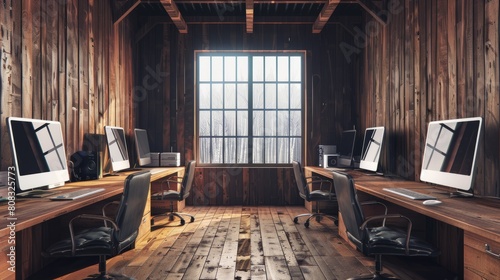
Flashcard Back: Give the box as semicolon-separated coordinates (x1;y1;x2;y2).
197;52;303;165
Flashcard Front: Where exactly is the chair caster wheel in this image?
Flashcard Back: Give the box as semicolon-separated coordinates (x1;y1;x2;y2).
293;217;299;224
180;219;185;226
315;216;321;222
334;220;338;226
304;221;310;228
190;217;195;223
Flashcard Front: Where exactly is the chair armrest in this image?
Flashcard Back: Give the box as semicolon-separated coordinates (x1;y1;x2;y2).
360;201;388;226
68;214;119;255
307;179;333;193
305;176;323;182
102;201;120;227
305;176;333;193
360;214;413;254
157;176;184;195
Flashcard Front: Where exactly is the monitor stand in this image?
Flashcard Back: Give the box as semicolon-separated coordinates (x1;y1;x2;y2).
16;187;62;198
449;190;474;198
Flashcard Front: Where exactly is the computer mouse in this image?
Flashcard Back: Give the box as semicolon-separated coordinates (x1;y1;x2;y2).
423;199;442;205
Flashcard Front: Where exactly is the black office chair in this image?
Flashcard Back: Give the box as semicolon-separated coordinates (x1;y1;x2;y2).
43;171;151;279
151;160;196;226
292;160;338;228
332;171;440;280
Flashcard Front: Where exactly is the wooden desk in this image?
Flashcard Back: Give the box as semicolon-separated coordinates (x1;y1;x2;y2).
305;166;500;279
0;166;183;280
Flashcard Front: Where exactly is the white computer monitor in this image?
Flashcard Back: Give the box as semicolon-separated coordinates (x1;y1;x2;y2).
134;128;152;166
7;117;70;192
104;126;130;172
337;130;357;167
359;126;385;172
420;117;482;193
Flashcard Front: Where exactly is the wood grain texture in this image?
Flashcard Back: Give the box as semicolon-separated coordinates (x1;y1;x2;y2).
0;0;137;172
15;203;460;280
360;0;500;197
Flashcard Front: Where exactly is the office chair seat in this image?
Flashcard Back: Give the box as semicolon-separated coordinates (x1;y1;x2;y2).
45;227;116;257
152;189;183;200
307;189;335;201
366;226;438;256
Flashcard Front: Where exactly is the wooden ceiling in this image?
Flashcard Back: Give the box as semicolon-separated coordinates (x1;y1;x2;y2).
113;0;385;34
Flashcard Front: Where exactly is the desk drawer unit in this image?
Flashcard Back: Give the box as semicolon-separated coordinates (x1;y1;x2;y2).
464;231;500;279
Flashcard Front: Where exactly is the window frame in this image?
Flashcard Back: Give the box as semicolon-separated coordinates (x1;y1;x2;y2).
194;50;306;167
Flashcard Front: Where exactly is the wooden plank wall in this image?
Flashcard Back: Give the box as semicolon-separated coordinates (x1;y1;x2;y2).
0;0;136;170
135;21;360;206
359;0;499;197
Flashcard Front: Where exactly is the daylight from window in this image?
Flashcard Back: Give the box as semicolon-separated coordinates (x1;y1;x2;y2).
197;53;303;164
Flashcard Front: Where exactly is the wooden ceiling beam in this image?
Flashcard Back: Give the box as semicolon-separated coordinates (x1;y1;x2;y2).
113;0;141;25
246;0;254;33
160;0;189;33
312;0;341;33
357;0;387;25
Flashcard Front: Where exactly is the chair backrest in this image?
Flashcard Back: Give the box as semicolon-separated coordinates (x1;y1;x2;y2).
292;161;309;199
114;171;151;242
180;160;196;199
332;171;366;250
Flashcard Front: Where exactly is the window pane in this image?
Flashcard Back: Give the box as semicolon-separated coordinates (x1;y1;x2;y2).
212;56;223;82
265;111;276;136
200;138;211;163
253;138;264;163
237;56;248;81
277;138;289;163
277;84;289;109
253;84;264;109
290;56;301;82
253;56;264;82
253;111;264;136
278;57;289;82
290;83;301;109
237;111;248;136
197;53;303;165
265;138;276;163
290;111;301;136
225;56;236;82
199;84;211;109
237;138;248;163
278;111;289;136
265;84;276;109
199;111;211;136
237;84;248;109
225;84;236;109
290;137;301;162
224;138;236;163
265;56;276;81
199;57;211;82
212;138;223;163
224;111;236;136
212;111;223;136
212;84;223;109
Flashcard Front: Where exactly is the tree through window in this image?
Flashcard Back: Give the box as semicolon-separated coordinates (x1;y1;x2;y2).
197;52;304;165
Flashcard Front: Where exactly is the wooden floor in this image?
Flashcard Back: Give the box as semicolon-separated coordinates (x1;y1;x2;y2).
30;206;449;280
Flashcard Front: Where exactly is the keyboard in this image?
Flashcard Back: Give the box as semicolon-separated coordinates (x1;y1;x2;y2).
383;187;437;200
49;188;105;200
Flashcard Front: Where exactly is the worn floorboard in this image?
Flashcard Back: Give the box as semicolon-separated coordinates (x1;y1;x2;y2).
29;206;449;280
